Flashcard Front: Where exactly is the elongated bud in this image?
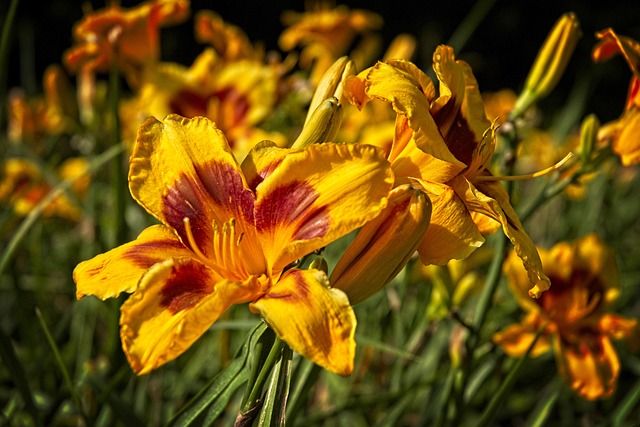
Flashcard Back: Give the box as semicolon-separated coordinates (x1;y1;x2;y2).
579;114;600;166
511;13;581;120
305;56;356;125
291;97;342;149
331;185;432;304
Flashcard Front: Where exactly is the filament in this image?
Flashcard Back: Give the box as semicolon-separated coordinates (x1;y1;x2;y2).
475;152;574;182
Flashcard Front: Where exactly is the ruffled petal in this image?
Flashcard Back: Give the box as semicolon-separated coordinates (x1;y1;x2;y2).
250;269;356;376
555;334;620;400
120;257;259;374
129;115;261;267
453;176;550;298
416;181;484;265
352;60;466;174
73;225;190;300
253;142;393;273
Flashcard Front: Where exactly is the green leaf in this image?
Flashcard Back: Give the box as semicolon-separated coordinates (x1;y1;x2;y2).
168;322;268;426
257;345;292;427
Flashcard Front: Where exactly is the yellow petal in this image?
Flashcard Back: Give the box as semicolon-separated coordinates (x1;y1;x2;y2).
613;109;640;166
252;142;393;273
598;313;638;340
250;268;356;376
455;177;550;297
416;181;484;265
355;60;466;171
74;225;190;300
492;312;552;358
555;334;620;400
130;115;261;264
120;257;259;374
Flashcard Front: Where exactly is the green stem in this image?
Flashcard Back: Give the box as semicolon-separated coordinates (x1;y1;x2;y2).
108;62;126;245
0;0;20;134
241;335;285;414
446;0;497;53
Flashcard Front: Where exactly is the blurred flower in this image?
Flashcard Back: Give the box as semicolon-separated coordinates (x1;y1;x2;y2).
279;3;383;84
346;47;550;297
63;0;190;88
73;114;393;375
119;49;285;160
482;89;518;126
331;184;432;304
493;234;638;400
8;65;79;146
0;157;89;221
592;28;640;166
194;10;263;61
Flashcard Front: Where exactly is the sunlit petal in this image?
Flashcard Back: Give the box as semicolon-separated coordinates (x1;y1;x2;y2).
492;312;552;358
120;257;259;374
74;225;190;300
250;268;356;376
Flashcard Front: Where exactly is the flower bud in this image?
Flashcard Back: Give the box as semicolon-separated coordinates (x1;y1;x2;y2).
291;97;343;149
331;185;432;304
578;114;600;166
305;56;356;125
511;13;581;120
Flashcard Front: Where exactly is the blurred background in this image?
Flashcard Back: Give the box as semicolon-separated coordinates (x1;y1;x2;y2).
4;0;640;124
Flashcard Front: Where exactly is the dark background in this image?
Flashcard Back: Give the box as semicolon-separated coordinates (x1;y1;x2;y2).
4;0;640;124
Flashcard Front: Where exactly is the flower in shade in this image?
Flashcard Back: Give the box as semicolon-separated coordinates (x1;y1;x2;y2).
279;4;383;83
73;114;393;375
345;46;550;297
0;157;89;221
592;28;640;166
493;234;638;400
63;0;190;87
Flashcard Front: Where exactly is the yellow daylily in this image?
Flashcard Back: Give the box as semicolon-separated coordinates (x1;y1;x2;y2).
592;28;640;166
73;114;393;376
279;4;383;83
345;46;550;297
0;157;89;221
63;0;190;87
119;49;284;159
194;10;262;61
493;234;638;400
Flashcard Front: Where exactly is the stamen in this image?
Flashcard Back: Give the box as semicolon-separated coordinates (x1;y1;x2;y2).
475;152;574;182
183;217;209;264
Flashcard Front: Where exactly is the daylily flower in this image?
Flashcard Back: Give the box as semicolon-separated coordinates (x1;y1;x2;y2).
194;10;262;61
345;46;550;297
73;114;393;375
592;28;640;166
0;157;89;221
63;0;190;88
8;65;78;146
119;49;285;159
493;234;637;400
279;4;383;84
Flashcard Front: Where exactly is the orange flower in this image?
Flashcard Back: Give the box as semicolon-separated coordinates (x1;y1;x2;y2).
345;47;550;297
493;234;638;400
63;0;189;87
119;49;285;159
0;157;89;221
593;28;640;166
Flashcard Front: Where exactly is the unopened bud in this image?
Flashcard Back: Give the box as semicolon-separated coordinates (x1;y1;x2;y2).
305;56;356;125
291;97;343;149
331;185;432;304
578;114;600;166
511;13;581;120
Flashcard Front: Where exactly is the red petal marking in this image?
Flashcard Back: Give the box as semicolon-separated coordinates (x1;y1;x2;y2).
124;239;187;268
214;87;250;128
162;161;255;254
255;181;330;241
160;261;212;314
168;90;210;118
432;99;477;166
247;158;284;191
